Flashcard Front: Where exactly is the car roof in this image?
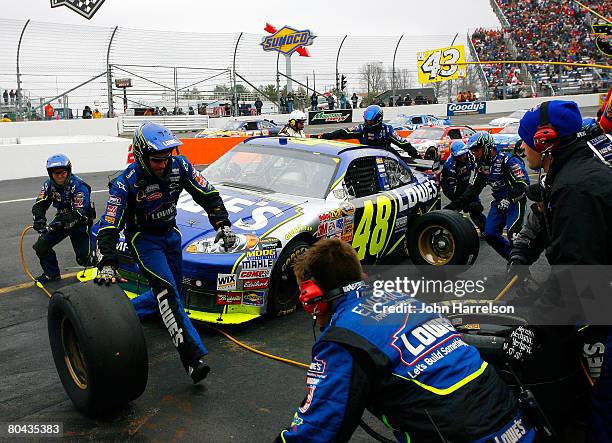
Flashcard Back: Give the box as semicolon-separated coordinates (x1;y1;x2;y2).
242;136;388;159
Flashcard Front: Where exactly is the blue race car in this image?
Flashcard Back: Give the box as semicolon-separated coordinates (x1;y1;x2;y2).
92;137;479;324
387;114;451;131
491;122;524;156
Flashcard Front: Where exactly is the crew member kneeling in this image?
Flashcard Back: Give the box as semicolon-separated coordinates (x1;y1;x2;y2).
276;238;535;443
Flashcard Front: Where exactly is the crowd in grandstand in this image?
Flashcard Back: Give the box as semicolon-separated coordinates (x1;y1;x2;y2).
471;0;610;97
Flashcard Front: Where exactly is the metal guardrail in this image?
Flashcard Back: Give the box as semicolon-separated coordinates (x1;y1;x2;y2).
118;115;210;135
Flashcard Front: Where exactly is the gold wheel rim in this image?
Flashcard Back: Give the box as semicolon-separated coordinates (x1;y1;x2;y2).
61;316;88;390
417;225;455;265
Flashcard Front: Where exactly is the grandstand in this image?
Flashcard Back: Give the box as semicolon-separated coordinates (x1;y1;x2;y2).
470;0;611;98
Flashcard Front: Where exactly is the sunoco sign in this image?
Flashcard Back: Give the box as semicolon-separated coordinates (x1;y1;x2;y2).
308;109;353;125
447;101;487;116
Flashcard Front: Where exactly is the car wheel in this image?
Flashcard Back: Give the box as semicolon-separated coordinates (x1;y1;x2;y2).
266;240;309;318
405;210;479;266
48;281;148;416
424;147;437;160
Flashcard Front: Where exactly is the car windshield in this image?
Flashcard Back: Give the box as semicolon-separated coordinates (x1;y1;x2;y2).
509;110;526;119
409;127;445;140
388;116;408;126
204;144;339;199
500;124;519;134
220;120;244;130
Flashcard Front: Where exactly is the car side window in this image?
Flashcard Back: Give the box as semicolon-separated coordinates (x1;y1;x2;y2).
448;129;462;139
412;116;423;124
462;128;475;138
344;157;382;198
245;122;258;131
261;121;273;129
383;158;413;189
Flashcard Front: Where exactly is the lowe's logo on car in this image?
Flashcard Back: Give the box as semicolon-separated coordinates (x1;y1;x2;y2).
447;101;487;116
390;179;438;211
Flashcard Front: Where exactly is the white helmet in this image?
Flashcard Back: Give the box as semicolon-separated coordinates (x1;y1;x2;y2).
289;110;307;124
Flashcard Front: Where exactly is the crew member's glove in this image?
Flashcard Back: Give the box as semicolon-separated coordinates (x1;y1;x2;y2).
497;198;511;211
48;219;64;233
94;265;126;285
214;226;237;251
502;325;538;363
33;218;47;234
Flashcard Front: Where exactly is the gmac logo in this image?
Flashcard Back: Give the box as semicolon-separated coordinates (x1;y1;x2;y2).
50;0;106;20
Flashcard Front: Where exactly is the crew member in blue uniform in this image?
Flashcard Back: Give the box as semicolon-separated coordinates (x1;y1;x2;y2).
95;122;235;384
451;131;529;259
317;105;420;159
441;140;486;232
276;238;535;443
32;154;94;283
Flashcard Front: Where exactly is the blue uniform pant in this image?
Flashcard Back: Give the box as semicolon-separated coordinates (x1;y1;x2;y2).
129;229;207;370
589;328;612;442
33;224;91;277
483;198;526;260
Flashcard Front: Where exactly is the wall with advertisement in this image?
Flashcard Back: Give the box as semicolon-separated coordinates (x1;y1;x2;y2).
308;109;353;125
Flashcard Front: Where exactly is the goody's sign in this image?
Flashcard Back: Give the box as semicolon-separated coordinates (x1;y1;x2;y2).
447;101;487;116
261;26;316;56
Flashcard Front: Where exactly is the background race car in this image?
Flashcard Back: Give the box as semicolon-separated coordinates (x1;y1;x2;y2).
195;119;282;138
407;125;476;161
387;114;451;131
488;109;527;127
92;137;479;325
491;122;524;156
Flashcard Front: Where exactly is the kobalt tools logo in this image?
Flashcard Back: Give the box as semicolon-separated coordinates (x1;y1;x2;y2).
447;101;487;116
50;0;106;19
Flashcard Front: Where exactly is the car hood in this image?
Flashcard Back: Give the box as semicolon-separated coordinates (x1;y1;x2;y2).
175;184;311;244
489;117;519;127
493;133;521;144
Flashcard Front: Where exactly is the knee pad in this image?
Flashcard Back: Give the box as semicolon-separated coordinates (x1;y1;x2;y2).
33;237;52;256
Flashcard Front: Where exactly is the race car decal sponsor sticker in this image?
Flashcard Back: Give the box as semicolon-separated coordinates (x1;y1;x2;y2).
319;209;342;222
104;216;115;224
394;215;408;233
242;278;269;290
318;216;353;239
340;201;355;216
246;249;278;259
241;258;274;270
258;237;282;250
107;205;117;217
285;225;313;240
299;386;316;413
242;291;265;306
217;273;237;291
146;192;162;202
109;196;122;205
341;218;354;242
239;269;271;279
216;292;242;305
332;189;347;200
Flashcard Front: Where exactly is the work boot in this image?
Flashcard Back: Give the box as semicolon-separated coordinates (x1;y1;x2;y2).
188;358;210;384
36;273;61;284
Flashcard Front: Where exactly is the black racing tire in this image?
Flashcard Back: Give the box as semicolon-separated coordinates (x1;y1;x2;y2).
48;281;148;416
266;240;310;318
405;209;479;266
424;147;437;160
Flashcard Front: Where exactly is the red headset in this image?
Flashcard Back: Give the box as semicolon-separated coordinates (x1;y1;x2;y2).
298;269;360;316
532;101;559;153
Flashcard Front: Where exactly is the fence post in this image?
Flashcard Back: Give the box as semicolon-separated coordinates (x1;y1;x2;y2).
392;34;404;107
232;32;244;117
16;19;30;118
106;26;118;117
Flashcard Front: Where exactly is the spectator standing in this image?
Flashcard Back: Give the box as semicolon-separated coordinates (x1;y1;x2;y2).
44;102;54;120
188;106;195;115
339;94;348;109
327;94;335;110
9;89;15;105
92;108;102;119
1;114;11;122
388;96;394;107
143;108;153;116
154;107;160;116
2;90;8;105
287;93;294;113
351;93;358;109
310;92;318;111
404;95;412;106
254;97;263;115
82;106;92;119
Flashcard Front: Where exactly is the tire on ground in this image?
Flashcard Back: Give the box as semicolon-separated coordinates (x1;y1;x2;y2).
48;281;148;416
266;240;309;318
405;209;479;266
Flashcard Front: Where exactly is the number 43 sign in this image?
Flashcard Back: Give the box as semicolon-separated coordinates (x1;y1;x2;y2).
417;45;467;84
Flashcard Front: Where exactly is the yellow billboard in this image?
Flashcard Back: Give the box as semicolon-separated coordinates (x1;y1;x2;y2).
417;45;467;84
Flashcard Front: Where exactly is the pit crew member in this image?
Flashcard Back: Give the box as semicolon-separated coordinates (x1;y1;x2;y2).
519;100;612;442
94;122;235;384
32;154;94;283
451;131;529;259
441;140;486;232
316;104;420;159
276;238;535;443
279;110;306;137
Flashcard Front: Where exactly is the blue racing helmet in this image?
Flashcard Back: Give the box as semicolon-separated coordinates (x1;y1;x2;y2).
133;122;182;178
451;140;469;158
466;131;495;160
46;153;72;188
363;105;383;128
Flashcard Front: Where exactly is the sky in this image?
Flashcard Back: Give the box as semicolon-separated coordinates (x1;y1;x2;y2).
10;0;501;36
